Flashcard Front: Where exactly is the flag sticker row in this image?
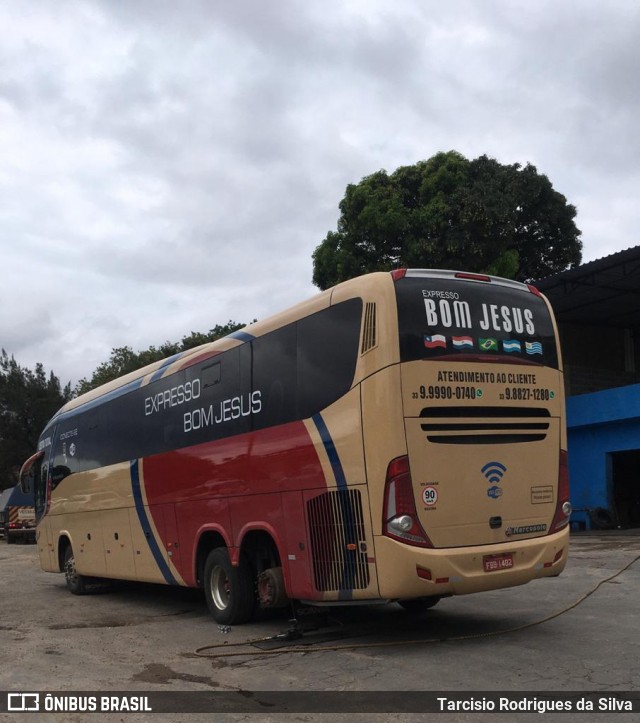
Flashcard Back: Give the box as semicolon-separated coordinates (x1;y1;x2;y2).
424;335;543;355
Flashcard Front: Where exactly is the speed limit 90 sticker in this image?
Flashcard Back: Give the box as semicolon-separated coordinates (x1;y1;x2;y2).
422;485;438;506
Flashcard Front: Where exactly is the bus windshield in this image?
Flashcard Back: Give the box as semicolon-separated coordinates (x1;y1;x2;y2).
395;274;559;369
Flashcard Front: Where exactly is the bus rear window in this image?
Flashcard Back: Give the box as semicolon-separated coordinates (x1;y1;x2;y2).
395;276;559;369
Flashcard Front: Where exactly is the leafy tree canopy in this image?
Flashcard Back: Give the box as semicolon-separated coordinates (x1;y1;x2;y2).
312;150;582;289
0;350;72;490
75;321;247;395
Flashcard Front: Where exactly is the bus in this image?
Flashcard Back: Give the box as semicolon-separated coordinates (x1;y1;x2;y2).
20;269;571;624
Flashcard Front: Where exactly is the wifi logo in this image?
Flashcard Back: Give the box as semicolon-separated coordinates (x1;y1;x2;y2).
481;461;507;484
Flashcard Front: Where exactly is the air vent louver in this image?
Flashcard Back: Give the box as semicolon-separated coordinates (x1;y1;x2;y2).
307;489;370;592
361;303;377;354
419;406;550;444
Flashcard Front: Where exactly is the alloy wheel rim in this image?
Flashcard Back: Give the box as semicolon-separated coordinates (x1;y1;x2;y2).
210;565;230;610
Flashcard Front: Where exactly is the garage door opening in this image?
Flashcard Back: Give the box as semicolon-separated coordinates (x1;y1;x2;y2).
609;450;640;529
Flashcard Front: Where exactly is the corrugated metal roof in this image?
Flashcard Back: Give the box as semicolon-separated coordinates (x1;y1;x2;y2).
536;245;640;328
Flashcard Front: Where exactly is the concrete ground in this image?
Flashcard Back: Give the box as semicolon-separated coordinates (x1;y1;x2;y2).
1;531;639;722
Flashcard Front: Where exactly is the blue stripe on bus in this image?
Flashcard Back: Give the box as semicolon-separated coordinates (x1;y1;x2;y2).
130;459;177;585
312;413;355;600
229;330;255;342
312;413;347;490
149;351;187;383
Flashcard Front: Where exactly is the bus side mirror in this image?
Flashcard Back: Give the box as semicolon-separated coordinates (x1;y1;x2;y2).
19;451;44;494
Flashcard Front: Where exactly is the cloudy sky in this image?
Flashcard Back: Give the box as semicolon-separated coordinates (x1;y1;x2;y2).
1;0;639;387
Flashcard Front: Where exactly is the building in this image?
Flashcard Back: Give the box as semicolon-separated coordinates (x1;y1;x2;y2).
537;246;640;530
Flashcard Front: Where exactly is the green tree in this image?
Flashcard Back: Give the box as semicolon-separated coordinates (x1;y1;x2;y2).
0;350;71;490
312;150;582;289
75;321;247;395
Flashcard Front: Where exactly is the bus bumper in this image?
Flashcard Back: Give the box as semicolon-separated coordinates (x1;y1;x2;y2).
373;528;569;599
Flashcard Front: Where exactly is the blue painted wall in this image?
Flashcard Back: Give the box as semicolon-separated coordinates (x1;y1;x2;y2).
566;383;640;529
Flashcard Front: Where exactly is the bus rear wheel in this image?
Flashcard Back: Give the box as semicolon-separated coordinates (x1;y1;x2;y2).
63;545;88;595
204;548;255;625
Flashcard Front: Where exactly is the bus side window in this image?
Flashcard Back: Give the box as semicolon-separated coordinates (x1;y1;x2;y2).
297;299;362;419
251;324;297;429
37;461;48;515
50;464;70;489
51;423;79;486
183;345;249;442
202;361;221;388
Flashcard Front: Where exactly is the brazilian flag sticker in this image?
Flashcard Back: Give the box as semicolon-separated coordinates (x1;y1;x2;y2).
479;338;498;352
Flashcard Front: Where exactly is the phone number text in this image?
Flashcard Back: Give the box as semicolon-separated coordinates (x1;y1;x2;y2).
503;387;553;401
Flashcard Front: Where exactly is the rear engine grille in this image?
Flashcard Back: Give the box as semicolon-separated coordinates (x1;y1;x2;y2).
420;406;550;444
307;489;370;592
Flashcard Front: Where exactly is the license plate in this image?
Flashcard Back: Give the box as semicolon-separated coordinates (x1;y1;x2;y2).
483;553;514;572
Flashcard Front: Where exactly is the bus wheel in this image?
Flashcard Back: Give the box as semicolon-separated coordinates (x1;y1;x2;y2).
204;548;255;625
63;545;87;595
398;596;441;613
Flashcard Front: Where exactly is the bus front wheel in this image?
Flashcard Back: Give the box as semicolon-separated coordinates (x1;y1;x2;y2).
63;545;88;595
398;596;441;613
204;548;255;625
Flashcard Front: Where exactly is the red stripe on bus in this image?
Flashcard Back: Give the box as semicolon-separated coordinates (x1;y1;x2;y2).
141;420;327;586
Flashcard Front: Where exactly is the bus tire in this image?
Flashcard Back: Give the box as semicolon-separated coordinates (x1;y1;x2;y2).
398;596;441;613
204;548;255;625
63;544;88;595
589;507;614;530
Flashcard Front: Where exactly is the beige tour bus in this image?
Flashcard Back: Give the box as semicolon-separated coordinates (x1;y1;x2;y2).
21;269;570;623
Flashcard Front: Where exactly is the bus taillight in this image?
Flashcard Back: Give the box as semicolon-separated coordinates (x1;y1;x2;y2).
383;456;433;548
550;450;572;533
454;272;492;282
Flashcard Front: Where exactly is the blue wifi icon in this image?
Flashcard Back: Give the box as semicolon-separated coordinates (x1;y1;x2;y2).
481;461;507;484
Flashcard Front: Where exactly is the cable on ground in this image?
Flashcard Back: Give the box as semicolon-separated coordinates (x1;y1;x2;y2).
194;553;640;660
